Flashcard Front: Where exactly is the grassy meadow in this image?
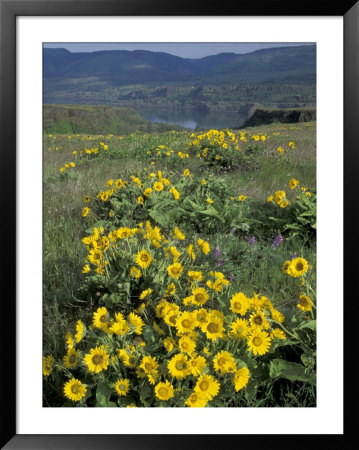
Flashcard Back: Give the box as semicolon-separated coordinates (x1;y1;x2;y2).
43;119;316;407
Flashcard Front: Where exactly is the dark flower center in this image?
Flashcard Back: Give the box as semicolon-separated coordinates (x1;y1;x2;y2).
92;355;103;365
199;380;209;391
207;323;219;333
254;316;263;325
100;314;108;323
176;361;187;371
253;337;262;346
159;387;168;397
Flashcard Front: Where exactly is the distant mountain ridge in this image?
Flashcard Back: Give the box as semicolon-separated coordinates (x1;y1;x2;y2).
43;45;316;85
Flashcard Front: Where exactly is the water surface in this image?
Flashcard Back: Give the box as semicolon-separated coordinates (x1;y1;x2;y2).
136;107;248;131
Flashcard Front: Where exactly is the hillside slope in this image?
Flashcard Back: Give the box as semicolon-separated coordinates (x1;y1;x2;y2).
44;45;316;86
43;104;187;134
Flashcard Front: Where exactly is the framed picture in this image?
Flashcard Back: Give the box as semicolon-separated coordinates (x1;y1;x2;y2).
1;0;356;448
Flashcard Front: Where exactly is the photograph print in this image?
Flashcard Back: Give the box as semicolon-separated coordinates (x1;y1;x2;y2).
42;42;317;408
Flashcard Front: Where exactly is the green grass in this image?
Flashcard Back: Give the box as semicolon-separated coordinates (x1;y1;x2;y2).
43;120;316;307
43;104;188;135
43;120;316;407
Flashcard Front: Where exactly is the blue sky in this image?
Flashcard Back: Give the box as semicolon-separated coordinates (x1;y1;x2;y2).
43;43;313;59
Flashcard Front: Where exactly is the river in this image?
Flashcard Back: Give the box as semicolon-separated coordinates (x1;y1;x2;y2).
135;107;248;131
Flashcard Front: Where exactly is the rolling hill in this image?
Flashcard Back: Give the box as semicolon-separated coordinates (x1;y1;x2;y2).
44;45;316;85
43;45;316;109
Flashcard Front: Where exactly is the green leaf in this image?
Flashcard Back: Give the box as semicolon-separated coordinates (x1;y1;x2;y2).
85;221;105;233
117;282;131;294
142;325;155;343
269;358;316;385
301;353;316;368
139;384;152;406
299;211;316;218
244;379;257;404
271;339;297;351
152;259;167;283
148;209;170;226
296;319;316;331
268;216;285;224
117;395;136;407
199;209;222;220
186;199;203;212
230;222;250;231
107;293;124;304
96;382;113;407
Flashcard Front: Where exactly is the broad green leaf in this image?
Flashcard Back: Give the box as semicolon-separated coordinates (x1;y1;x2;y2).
197;208;222;220
96;382;113;407
117;282;131;294
301;353;316;367
139;384;152;406
244;379;257;404
148;209;169;226
186;199;203;212
269;358;316;385
142;325;155;343
296;320;316;331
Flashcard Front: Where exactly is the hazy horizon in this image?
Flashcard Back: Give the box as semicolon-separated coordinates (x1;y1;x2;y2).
43;42;314;59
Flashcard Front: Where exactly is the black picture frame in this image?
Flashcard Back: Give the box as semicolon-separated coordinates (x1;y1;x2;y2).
1;0;357;448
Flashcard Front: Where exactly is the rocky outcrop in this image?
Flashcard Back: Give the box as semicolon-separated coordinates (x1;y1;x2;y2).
242;108;316;128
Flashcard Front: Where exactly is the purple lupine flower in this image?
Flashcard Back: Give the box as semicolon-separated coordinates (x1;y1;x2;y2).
230;227;237;234
213;245;221;259
248;236;256;245
229;274;235;281
216;259;224;267
290;252;298;260
272;234;283;249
